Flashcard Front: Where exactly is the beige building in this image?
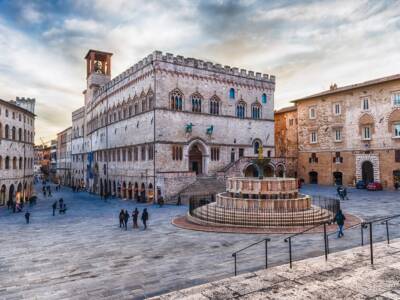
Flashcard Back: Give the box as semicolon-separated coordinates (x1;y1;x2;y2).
71;107;85;188
290;75;400;188
56;127;72;185
68;49;278;200
0;97;35;205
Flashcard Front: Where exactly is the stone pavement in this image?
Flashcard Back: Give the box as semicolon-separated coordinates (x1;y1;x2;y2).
152;238;400;299
0;184;399;299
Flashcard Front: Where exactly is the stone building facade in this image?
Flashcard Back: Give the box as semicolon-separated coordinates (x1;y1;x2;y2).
71;107;85;188
274;106;298;177
0;97;35;205
56;127;72;185
291;74;400;188
69;49;276;200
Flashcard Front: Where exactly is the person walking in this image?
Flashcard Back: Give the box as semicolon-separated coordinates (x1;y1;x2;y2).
141;208;149;229
132;208;139;228
25;211;30;224
177;194;181;206
334;209;346;238
124;210;129;231
119;209;125;228
52;201;57;216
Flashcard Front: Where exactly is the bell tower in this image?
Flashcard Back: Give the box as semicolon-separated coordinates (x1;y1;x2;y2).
84;50;113;105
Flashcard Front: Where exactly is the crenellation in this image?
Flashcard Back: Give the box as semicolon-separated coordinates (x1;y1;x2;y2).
232;67;239;75
248;71;255;78
256;72;261;79
240;69;246;76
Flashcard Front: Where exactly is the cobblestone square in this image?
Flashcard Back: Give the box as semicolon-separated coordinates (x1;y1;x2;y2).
1;184;400;299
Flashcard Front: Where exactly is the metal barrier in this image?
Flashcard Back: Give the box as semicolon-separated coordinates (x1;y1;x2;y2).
232;238;271;276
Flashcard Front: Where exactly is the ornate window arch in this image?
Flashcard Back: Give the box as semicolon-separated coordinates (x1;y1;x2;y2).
147;89;154;110
251;102;262;119
170;89;183;111
140;91;147;112
12;157;17;169
236;101;246;119
209;95;220;115
191;92;202;113
262;93;267;104
4;124;9;139
229;88;235;99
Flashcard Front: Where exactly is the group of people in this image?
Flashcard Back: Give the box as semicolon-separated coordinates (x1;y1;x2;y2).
336;186;349;201
119;208;149;230
52;198;67;215
42;184;52;197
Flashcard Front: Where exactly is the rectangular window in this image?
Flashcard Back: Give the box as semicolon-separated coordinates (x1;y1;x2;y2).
239;148;244;158
362;97;369;110
133;147;138;161
211;147;220;161
310;131;317;143
395;150;400;162
122;149;126;161
289;119;294;126
148;144;154;160
172;145;183;161
394;123;400;137
334;103;341;115
141;146;146;160
333;152;343;163
309;107;316;119
128;149;132;161
393;92;400;106
362;126;371;140
309;153;318;163
117;149;121;162
334;128;342;142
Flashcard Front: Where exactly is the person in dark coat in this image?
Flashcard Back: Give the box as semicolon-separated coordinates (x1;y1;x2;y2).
52;201;57;216
141;208;149;229
132;208;139;228
25;211;30;224
119;209;125;228
334;209;346;238
124;210;129;230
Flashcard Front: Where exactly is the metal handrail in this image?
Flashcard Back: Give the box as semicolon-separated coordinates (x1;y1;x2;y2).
284;221;330;241
232;237;271;276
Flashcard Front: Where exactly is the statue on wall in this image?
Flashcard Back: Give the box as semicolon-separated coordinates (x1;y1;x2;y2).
94;60;103;74
185;123;194;133
206;125;213;136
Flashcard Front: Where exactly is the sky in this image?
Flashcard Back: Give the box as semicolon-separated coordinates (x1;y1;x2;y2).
0;0;399;143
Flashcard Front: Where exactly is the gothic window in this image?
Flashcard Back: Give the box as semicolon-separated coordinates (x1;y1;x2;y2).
19;157;22;169
12;126;16;140
129;105;133;116
4;125;8;139
236;102;246;119
262;93;267;104
172;145;183;160
148;144;154;160
142;98;147;112
191;93;202;113
251;103;261;119
229;88;235;99
170;89;183;111
134;103;139;114
122;149;126;161
12;157;17;169
118;110;122;120
5;156;9;169
133;147;138;161
123;108;127;119
209;96;220;115
128;148;132;161
148;92;154;110
211;147;220;161
141;146;146;160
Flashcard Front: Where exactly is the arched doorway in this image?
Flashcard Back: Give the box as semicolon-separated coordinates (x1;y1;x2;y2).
333;172;343;185
8;184;14;203
148;183;154;202
309;171;318;184
128;182;133;199
16;183;22;203
276;165;285;177
122;182;127;199
134;182;139;200
0;185;6;206
189;144;203;175
362;161;374;184
263;165;274;177
100;180;103;196
140;183;146;203
244;164;259;177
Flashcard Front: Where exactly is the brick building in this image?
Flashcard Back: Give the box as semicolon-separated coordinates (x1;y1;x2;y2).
287;74;400;188
67;49;279;200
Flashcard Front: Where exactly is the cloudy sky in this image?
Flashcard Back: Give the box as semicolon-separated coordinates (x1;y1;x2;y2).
0;0;399;143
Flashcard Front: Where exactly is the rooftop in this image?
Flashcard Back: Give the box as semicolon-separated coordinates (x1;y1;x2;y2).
275;105;297;114
291;73;400;103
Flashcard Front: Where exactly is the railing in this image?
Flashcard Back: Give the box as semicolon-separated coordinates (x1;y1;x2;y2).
232;238;271;276
189;194;340;227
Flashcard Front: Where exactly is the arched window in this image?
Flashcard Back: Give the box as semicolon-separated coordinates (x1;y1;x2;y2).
148;91;154;110
5;124;9;139
236;101;246;119
18;128;22;141
170;89;183;111
253;140;262;154
19;157;22;169
251;103;262;119
262;93;267;104
141;98;147;112
229;88;235;99
209;95;220;115
5;156;9;169
191;93;202;113
12;127;16;140
24;129;26;141
12;157;17;169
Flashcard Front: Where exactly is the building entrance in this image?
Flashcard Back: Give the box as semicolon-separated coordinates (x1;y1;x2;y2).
362;161;374;184
333;172;343;185
189;144;203;175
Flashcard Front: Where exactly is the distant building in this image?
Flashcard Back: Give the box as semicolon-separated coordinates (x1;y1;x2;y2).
34;144;51;176
56;127;72;185
50;139;57;181
0;97;35;205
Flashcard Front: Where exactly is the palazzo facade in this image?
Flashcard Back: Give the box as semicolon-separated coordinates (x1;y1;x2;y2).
0;97;35;205
69;49;276;200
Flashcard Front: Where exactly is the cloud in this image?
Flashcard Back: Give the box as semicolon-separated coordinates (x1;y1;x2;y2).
0;0;400;143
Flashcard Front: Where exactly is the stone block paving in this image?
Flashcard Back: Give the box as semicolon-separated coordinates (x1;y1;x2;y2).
0;184;400;299
152;239;400;299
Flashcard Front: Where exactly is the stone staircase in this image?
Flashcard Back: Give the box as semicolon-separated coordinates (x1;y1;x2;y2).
168;176;226;205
